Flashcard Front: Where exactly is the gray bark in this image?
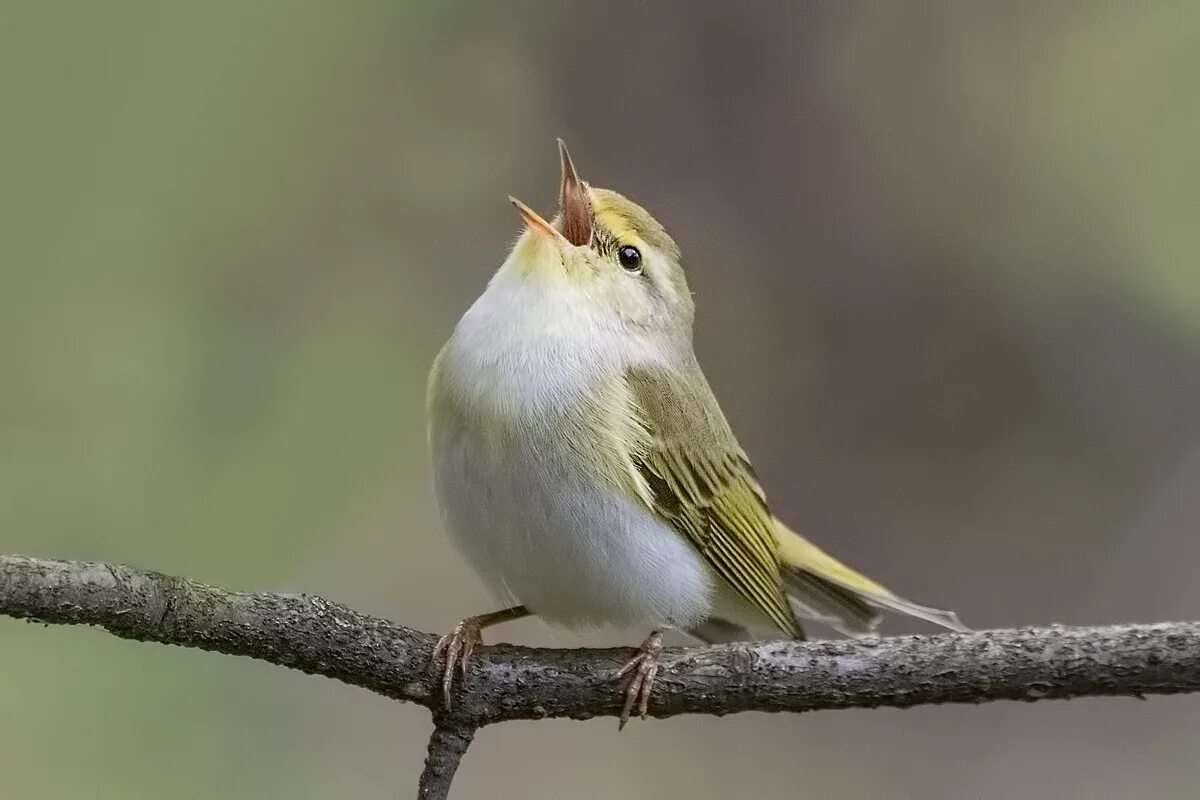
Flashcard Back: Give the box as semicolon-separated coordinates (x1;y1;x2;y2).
4;554;1199;799
419;720;475;800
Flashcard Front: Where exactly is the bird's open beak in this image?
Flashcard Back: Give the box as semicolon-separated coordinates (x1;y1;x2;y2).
556;139;593;247
508;140;593;251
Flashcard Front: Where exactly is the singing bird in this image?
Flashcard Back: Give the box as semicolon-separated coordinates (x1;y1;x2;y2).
427;141;966;727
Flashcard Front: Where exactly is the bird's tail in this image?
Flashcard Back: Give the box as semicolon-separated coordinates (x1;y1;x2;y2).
774;519;969;637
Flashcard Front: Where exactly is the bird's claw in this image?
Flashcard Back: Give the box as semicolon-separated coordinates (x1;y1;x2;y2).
616;630;664;730
431;617;484;710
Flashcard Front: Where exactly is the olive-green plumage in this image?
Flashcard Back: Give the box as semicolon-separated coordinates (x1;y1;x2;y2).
625;364;803;637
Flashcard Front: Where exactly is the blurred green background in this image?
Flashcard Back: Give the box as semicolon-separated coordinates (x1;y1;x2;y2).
3;2;1198;798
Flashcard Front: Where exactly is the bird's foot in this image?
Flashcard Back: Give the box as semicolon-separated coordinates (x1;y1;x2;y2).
431;617;484;710
616;629;664;730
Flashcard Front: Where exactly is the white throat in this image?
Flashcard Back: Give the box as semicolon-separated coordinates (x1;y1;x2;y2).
444;267;656;416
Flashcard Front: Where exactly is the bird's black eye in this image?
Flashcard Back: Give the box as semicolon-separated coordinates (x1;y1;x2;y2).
618;245;642;272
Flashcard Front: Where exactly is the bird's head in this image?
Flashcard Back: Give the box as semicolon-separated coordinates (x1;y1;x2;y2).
500;140;694;336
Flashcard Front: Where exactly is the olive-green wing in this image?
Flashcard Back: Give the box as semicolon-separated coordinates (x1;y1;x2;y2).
624;364;802;637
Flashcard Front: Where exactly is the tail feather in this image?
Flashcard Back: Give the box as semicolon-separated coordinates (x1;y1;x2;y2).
840;584;969;632
782;567;882;637
774;519;969;636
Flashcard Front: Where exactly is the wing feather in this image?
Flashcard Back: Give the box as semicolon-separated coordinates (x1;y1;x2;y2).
612;363;966;639
624;366;802;637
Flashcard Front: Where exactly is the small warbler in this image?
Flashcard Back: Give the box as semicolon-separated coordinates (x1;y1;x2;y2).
427;141;966;727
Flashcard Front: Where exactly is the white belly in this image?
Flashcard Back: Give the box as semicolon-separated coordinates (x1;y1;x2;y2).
431;407;715;631
427;277;716;631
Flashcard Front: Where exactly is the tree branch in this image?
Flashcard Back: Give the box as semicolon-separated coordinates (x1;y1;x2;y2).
4;554;1200;796
419;719;476;800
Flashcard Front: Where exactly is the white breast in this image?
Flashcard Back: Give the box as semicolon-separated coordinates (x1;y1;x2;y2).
428;274;715;631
